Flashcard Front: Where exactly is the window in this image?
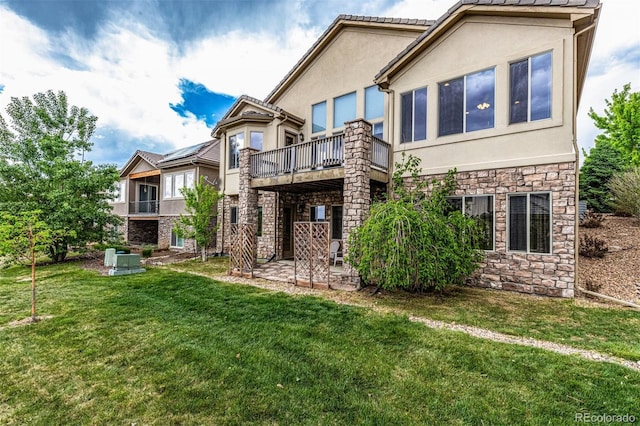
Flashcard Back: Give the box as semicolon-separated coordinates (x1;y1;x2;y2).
163;171;194;199
508;192;551;253
439;68;495;136
312;101;326;134
446;195;494;250
510;51;552;123
333;92;356;129
257;206;263;236
250;131;263;151
331;205;343;240
228;132;243;169
230;206;238;225
401;87;427;143
171;230;184;248
310;205;325;222
365;86;384;139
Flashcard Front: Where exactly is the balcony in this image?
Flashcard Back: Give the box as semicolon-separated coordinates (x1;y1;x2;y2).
249;135;390;190
129;200;159;215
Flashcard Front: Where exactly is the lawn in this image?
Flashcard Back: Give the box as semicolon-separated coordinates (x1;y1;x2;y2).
1;262;639;424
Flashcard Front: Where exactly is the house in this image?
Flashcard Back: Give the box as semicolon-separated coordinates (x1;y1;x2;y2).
110;140;220;251
213;0;600;297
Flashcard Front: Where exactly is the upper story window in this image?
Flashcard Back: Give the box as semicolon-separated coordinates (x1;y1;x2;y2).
114;180;126;203
508;192;551;254
446;195;495;251
228;132;243;170
510;51;552;124
333;92;356;129
439;68;495;136
365;86;384;139
312;101;326;134
250;131;263;151
163;171;195;199
310;205;326;222
401;87;427;143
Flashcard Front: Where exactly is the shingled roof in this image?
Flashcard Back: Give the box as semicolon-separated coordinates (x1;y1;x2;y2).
264;14;433;104
375;0;601;83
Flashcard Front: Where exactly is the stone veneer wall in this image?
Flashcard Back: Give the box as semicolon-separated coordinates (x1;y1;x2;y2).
256;192;276;259
127;220;158;245
158;216;196;252
414;162;577;298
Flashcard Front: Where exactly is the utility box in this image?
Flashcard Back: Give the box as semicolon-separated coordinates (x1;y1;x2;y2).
108;254;145;276
104;248;116;267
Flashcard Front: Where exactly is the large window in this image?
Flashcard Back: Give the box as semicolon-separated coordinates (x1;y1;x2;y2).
510;51;552;124
228;132;243;169
333;92;356;129
250;131;263;151
310;205;325;222
312;101;326;134
439;68;495;136
447;195;494;250
400;87;427;143
508;192;551;253
163;171;194;199
365;86;384;139
331;205;343;240
171;230;184;248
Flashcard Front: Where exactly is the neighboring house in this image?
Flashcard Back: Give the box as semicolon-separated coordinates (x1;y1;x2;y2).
213;0;600;297
110;140;220;251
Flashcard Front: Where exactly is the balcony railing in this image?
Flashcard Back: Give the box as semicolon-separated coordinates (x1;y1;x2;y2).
129;200;159;214
250;135;390;179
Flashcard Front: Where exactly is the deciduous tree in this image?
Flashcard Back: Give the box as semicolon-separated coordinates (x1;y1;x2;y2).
173;176;223;262
0;90;120;261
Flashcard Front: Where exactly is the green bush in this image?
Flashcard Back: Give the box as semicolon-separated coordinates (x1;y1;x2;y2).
347;155;484;292
141;247;153;258
608;167;640;219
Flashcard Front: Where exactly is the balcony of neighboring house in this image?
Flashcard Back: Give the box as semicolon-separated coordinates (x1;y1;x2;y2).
249;134;391;191
128;173;160;217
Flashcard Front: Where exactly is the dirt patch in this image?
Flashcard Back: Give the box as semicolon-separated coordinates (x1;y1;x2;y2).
1;315;54;330
579;215;640;304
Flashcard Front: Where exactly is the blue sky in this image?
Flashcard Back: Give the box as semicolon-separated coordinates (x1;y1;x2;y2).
0;0;638;167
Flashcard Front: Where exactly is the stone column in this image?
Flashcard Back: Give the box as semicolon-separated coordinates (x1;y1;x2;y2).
239;147;259;265
341;119;372;288
215;197;225;254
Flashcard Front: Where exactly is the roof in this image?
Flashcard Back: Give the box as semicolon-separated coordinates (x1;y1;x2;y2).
157;139;220;168
211;95;304;137
119;149;164;177
375;0;601;85
264;14;433;104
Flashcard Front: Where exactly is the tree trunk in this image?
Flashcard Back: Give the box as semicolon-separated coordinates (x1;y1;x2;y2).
201;245;207;262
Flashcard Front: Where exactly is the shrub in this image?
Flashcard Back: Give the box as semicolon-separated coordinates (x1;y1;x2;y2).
579;235;608;258
579;211;605;228
347;155;484;293
142;247;153;258
608;167;640;219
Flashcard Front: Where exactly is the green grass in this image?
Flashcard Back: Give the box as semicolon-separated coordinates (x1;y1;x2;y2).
173;257;640;362
0;262;639;424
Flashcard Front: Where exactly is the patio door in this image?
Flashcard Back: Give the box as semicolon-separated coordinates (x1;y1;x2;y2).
139;184;157;213
282;204;296;258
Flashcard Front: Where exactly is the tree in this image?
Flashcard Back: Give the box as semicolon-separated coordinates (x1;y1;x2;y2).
588;83;640;166
0;211;72;322
0;90;121;261
347;154;484;292
173;176;223;262
579;140;625;212
608;167;640;219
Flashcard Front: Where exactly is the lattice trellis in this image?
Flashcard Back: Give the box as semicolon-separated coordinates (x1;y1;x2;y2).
228;223;255;278
294;222;330;288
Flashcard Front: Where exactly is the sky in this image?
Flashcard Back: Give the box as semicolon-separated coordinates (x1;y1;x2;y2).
0;0;638;168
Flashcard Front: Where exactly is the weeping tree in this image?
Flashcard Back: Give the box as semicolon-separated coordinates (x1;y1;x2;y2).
0;210;73;322
347;154;484;292
0;90;120;261
173;176;223;262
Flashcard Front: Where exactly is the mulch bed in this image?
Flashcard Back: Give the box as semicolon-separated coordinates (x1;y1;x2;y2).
578;215;640;304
